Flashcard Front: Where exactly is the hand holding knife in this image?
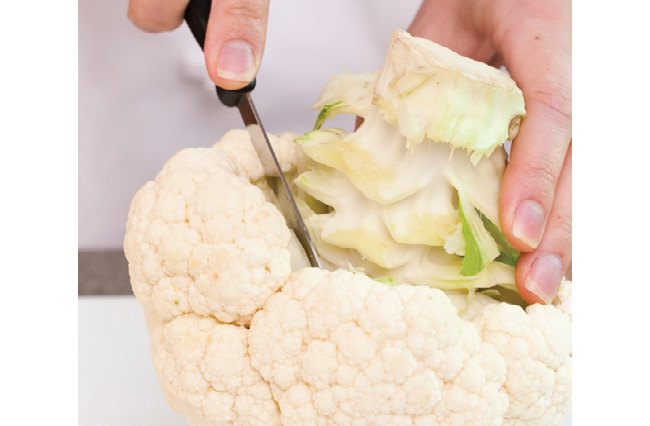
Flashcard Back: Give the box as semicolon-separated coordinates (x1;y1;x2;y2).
184;0;322;268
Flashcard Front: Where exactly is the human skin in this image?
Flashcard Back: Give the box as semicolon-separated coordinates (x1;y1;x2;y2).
406;0;572;304
127;0;572;305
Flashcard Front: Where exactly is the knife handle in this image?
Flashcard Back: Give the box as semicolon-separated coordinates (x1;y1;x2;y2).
184;0;255;107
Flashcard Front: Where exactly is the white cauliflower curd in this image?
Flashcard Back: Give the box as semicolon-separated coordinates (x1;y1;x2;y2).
124;30;571;426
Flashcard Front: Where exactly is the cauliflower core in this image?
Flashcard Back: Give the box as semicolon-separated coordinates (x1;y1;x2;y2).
124;30;571;426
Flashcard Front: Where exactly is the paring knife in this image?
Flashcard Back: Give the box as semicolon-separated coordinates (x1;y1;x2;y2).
184;0;322;268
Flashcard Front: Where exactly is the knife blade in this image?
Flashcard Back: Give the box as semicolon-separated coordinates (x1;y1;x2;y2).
184;0;322;268
236;94;322;268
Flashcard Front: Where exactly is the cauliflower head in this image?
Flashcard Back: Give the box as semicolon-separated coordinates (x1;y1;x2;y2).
124;128;572;426
124;29;571;426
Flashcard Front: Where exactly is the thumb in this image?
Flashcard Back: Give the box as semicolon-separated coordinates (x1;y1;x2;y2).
204;0;269;90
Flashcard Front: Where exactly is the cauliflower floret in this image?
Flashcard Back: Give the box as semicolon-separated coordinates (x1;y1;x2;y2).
213;129;304;182
124;146;292;325
248;268;510;425
145;310;281;425
473;299;572;425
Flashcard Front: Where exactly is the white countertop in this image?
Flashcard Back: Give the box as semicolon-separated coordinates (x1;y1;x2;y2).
79;296;571;425
79;296;185;425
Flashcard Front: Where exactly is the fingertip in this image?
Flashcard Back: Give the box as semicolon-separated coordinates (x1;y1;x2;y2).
212;78;255;91
516;252;564;305
499;193;546;254
204;0;269;90
213;40;258;90
510;199;546;251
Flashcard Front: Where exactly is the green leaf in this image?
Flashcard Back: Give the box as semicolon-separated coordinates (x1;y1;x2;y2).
314;101;344;130
458;191;500;276
459;200;483;275
480;213;520;267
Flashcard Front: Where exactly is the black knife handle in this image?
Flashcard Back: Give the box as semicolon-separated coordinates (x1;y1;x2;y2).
184;0;256;107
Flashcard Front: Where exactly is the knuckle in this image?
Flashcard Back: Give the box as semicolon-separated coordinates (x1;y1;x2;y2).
522;161;559;197
529;80;572;123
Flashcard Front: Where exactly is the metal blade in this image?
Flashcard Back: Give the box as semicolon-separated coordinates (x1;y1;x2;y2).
237;93;322;268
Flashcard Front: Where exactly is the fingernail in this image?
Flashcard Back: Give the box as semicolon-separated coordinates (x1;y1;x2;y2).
217;41;256;81
512;200;545;249
524;254;563;304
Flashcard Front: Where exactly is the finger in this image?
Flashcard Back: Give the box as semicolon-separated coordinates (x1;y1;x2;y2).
204;0;270;90
496;3;572;252
407;0;500;64
128;0;189;33
516;142;572;304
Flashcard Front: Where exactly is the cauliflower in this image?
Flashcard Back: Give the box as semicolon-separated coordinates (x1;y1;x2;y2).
145;309;281;425
473;303;572;424
124;30;571;426
123;145;292;325
248;268;511;425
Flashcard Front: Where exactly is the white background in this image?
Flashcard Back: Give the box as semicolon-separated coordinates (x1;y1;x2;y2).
78;0;422;249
